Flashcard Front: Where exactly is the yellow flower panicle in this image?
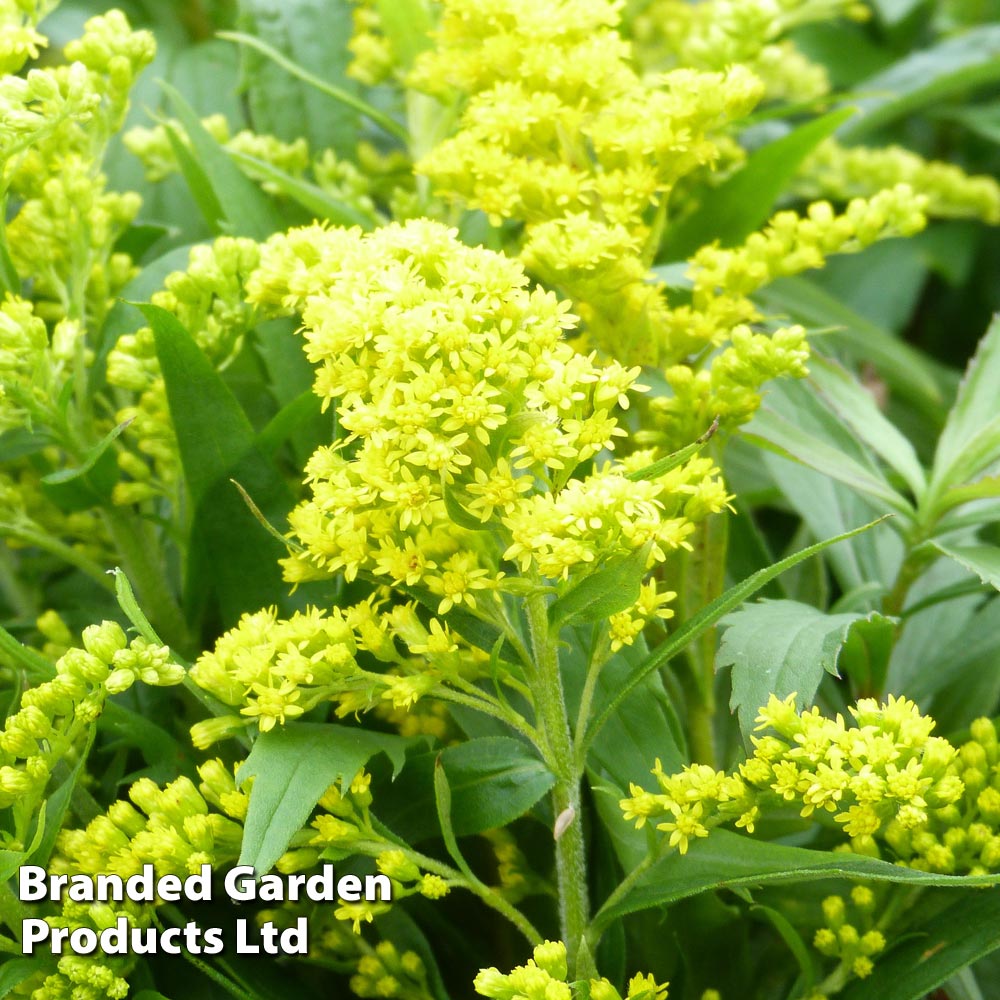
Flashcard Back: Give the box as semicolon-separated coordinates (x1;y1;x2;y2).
799;138;1000;224
189;605;362;737
628;0;868;102
402;0;936;453
4;11;154;325
0;621;181;852
411;0;764;368
23;762;247;1000
247;220;726;605
623;694;1000;875
189;596;498;739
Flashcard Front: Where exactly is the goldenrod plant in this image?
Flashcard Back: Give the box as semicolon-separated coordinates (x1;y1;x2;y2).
2;0;1000;998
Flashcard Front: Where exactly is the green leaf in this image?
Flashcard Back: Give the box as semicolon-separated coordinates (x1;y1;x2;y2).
718;599;867;738
663;108;854;260
238;723;414;874
433;756;478;884
808;356;926;501
0;957;55;997
226;149;377;228
584;517;889;750
599;829;1000;923
30;740;92;868
930;317;1000;502
750;904;815;991
0;622;57;679
762;452;903;594
140;302;292;629
232;0;358;154
254;390;325;459
839;888;1000;1000
163;120;226;234
934;542;1000;592
837;611;896;696
166;38;245;124
745;405;913;518
561;631;686;816
548;546;649;629
0;233;19;296
374;738;555;843
625;420;717;482
110;566;161;645
37;418;133;513
903;593;1000;711
42;418;132;487
0;801;46;881
141;302;257;501
870;0;925;26
583;639;687;783
221;27;406;143
755;277;947;420
160;82;284;239
938;99;1000;145
841;25;1000;140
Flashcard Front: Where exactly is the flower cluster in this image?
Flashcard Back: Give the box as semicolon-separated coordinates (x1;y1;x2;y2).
247;220;723;610
350;940;435;1000
411;0;763;368
628;0;868;102
621;694;979;862
812;887;887;982
798;139;1000;224
670;187;927;359
189;597;498;742
18;763;247;1000
4;11;153;324
345;0;396;86
0;621;182;847
0;0;55;75
400;0;938;453
0;294;70;431
474;941;668;1000
190;605;361;738
125;113;309;183
57;765;246;879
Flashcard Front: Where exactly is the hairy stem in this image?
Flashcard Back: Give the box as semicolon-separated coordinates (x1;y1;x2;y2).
526;593;590;974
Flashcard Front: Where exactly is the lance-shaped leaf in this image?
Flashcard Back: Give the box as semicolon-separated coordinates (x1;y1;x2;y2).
238;723;415;874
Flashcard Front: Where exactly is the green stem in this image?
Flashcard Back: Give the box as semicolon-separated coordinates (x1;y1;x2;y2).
101;510;192;654
353;838;542;945
526;593;590;974
433;684;541;747
678;513;729;767
881;545;934;619
573;628;611;760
